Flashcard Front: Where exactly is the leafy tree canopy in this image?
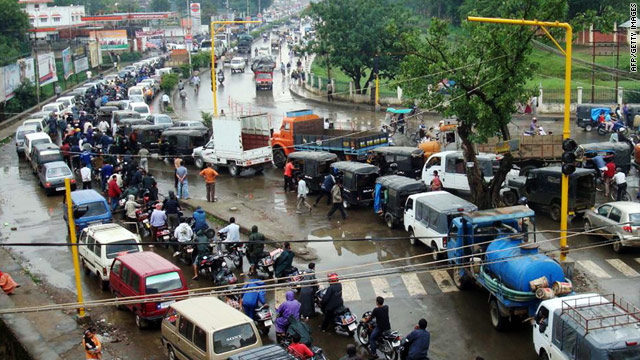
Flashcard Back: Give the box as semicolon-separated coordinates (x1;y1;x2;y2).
0;0;31;66
400;0;567;208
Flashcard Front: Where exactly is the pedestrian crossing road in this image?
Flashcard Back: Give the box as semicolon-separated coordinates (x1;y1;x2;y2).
273;257;640;305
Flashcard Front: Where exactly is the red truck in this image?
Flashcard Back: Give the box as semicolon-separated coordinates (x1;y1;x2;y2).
255;71;273;90
270;109;389;168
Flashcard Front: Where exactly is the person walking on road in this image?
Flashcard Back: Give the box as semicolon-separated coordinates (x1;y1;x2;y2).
176;160;190;199
603;161;615;198
173;157;182;192
200;164;219;202
284;159;297;192
138;147;149;173
327;180;347;220
402;319;431;360
80;162;92;189
296;175;312;213
326;82;334;102
107;175;121;212
314;173;335;207
613;168;627;201
82;328;103;360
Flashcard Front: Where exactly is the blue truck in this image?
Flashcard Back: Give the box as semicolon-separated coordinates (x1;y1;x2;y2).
447;205;569;331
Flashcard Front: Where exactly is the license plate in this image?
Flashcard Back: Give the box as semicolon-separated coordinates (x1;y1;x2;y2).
268;265;273;271
143;219;149;223
187;248;193;253
264;320;272;327
157;300;175;309
348;323;357;331
56;187;65;191
163;236;170;240
392;341;400;347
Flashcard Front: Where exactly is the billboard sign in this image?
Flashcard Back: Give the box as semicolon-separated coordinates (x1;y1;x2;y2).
89;42;100;68
95;30;128;51
38;52;58;87
62;47;73;80
74;56;89;73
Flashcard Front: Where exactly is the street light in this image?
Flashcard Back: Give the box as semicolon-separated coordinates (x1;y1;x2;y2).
467;17;573;262
210;20;260;116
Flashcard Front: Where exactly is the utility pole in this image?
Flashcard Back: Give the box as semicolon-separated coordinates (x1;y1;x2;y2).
247;0;250;17
31;33;41;104
591;34;595;103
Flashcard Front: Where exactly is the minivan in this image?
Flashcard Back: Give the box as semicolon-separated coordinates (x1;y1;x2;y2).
30;143;62;174
403;191;477;260
22;117;47;133
23;132;52;163
78;223;142;289
56;96;77;113
128;102;151;117
15;125;39;155
63;190;112;232
41;102;65;117
161;297;262;359
422;151;504;194
110;252;188;328
128;86;145;99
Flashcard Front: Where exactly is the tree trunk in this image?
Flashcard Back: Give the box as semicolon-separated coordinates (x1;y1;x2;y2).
458;122;514;209
353;74;362;94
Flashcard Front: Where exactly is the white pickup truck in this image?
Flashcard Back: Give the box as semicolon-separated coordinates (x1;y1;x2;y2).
192;114;273;176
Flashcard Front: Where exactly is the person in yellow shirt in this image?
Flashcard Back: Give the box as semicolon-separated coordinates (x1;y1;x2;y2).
199;163;219;202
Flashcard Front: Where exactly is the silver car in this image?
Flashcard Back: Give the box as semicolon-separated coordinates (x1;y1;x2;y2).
38;161;76;195
15;125;39;155
583;201;640;253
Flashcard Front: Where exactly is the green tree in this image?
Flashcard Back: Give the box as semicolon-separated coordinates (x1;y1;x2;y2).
150;0;171;12
0;0;30;66
400;0;566;209
568;0;628;32
309;0;411;93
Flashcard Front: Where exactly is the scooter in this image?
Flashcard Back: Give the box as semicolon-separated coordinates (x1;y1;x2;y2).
197;252;237;286
217;71;225;85
314;288;358;336
254;252;275;278
597;121;628;136
356;311;402;360
254;304;273;336
218;232;245;269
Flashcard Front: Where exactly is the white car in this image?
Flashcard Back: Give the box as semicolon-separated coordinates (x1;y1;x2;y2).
23;132;52;163
230;57;246;73
128;102;151;116
22;118;47;133
78;223;143;289
41;102;65;117
127;85;146;99
15;125;40;155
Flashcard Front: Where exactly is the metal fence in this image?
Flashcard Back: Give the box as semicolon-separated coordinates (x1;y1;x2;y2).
543;87;617;104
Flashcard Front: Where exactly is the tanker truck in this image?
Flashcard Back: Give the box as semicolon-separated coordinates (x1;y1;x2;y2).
447;205;571;331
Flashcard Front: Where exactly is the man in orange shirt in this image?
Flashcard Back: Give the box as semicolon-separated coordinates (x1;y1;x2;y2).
200;163;219;202
284;159;297;192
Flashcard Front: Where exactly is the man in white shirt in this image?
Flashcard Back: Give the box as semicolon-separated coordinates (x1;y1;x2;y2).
174;222;194;243
219;217;240;243
162;93;170;112
296;175;312;213
613;168;627;201
80;163;92;189
97;119;109;134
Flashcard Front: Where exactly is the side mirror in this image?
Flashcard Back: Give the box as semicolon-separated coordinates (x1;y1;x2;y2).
73;205;89;219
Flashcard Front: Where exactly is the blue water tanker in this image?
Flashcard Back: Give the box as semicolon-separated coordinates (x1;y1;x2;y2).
484;237;565;292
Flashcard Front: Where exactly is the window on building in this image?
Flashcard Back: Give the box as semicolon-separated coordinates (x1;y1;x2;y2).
30;19;35;25
53;17;61;23
41;17;47;23
34;4;40;9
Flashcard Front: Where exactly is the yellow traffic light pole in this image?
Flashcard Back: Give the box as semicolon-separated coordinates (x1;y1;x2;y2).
64;178;86;317
211;20;260;116
467;17;572;261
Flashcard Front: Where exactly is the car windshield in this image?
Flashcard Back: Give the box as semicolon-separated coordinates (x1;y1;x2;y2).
79;201;108;218
145;271;183;294
40;152;63;163
31;138;50;148
134;106;148;114
16;130;32;141
213;323;258;354
105;240;140;259
257;73;271;79
232;60;243;64
629;213;640;226
156;116;172;124
47;166;71;178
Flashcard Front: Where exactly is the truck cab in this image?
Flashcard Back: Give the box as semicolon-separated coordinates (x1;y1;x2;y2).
271;110;322;168
422;151;502;194
533;293;640;360
255;71;273;91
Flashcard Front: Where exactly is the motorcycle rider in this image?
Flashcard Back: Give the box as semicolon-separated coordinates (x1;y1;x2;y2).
219;217;240;242
192;206;209;233
275;290;301;339
339;344;362;360
401;319;430;360
321;272;344;332
246;225;265;276
173;221;194;253
192;228;213;280
274;242;294;279
364;296;391;359
299;262;318;319
288;332;314;360
240;278;266;319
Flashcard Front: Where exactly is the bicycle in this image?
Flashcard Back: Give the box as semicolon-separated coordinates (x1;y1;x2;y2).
610;182;631;202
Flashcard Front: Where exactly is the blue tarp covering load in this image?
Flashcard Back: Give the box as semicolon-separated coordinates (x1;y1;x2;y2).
590;107;612;121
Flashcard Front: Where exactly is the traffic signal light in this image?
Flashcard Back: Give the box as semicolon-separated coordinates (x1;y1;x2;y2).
561;138;577;175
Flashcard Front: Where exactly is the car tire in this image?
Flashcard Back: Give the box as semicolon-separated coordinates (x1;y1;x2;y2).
168;346;177;360
115;295;125;310
430;241;443;261
489;299;509;331
550;203;561;222
539;350;550;360
409;230;417;246
195;157;204;169
98;272;108;290
502;190;518;206
612;238;624;253
584;124;593;132
384;213;394;229
583;220;593;234
228;163;240;177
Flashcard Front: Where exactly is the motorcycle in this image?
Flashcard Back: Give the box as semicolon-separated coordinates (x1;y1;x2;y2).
155;225;172;246
254;252;275;278
314;288;357;336
597;120;629;136
218;232;245;269
217;71;225;85
197;252;237;286
279;316;327;360
254;304;274;336
356;311;401;360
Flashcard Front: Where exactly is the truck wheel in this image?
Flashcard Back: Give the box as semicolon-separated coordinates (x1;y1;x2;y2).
550;203;561;222
273;149;286;168
453;269;472;291
430;241;443;261
384;213;395;229
489;299;509;331
195;157;204;169
584;124;593;132
502;191;518;206
135;313;147;329
228;163;240;177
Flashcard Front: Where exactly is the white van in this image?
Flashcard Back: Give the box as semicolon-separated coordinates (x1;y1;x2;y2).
23;132;52;162
128;86;145;99
41;102;65;117
161;297;262;360
78;223;143;289
422;151;506;194
56;96;77;114
22;118;46;133
403;191;477;259
128;102;151;116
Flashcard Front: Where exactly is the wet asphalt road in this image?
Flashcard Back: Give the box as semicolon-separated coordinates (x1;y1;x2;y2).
2;30;640;360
